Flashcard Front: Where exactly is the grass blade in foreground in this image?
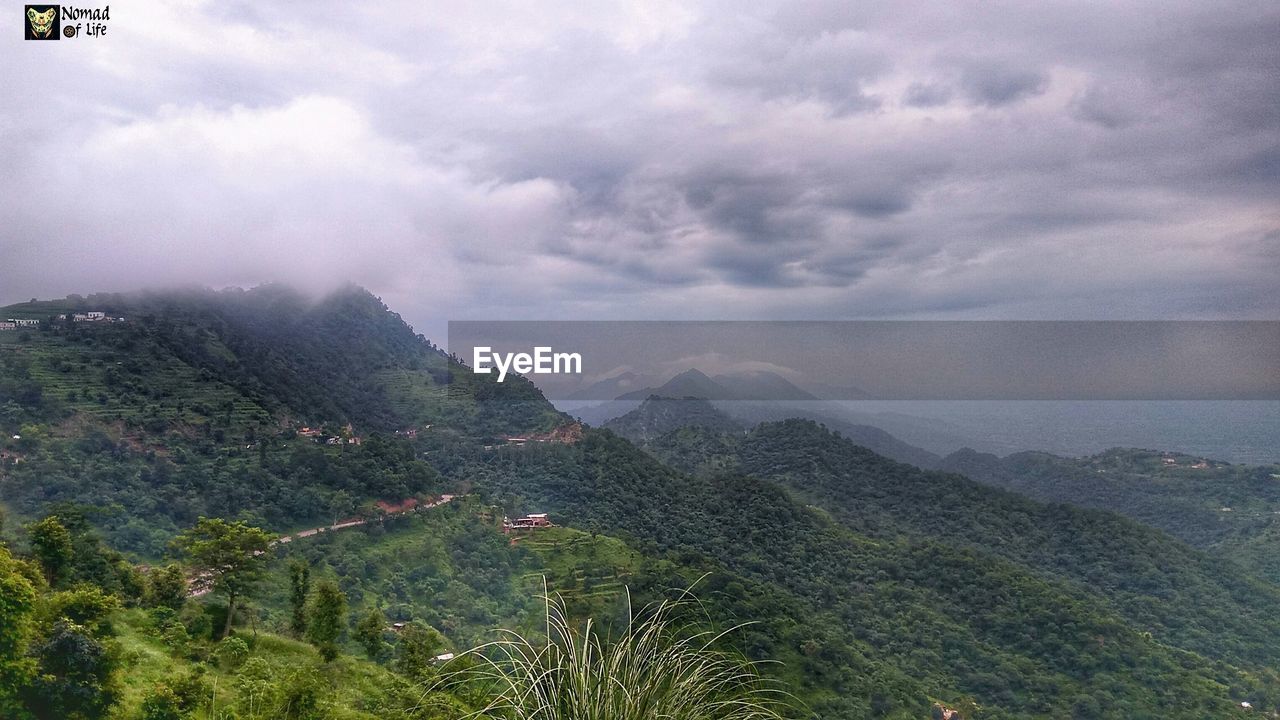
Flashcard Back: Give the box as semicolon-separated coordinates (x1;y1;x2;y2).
437;588;797;720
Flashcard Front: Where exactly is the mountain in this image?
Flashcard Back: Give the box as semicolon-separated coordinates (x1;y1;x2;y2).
716;402;942;469
0;285;564;437
464;429;1278;718
614;368;816;402
601;396;941;469
939;446;1280;582
603;395;744;444
0;286;565;555
711;370;818;401
797;381;874;400
615;368;731;400
635;417;1280;670
565;371;647;401
4;285;1280;718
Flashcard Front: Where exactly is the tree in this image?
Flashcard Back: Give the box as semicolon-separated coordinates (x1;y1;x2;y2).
26;621;119;720
329;490;354;526
144;565;188;611
28;516;74;587
138;670;208;720
305;580;347;662
395;622;445;679
354;607;387;660
287;559;310;637
171;518;273;639
41;586;120;637
0;546;38;719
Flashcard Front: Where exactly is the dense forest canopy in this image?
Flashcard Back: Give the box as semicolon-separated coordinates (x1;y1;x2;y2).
0;287;1276;719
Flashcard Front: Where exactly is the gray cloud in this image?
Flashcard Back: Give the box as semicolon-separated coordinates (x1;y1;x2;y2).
959;62;1047;106
1;0;1277;341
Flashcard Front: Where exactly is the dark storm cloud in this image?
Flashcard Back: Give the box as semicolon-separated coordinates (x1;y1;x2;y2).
1;0;1277;335
903;82;952;108
958;63;1047;107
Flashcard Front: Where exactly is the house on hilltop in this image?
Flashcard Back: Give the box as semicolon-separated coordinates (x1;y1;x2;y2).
502;513;553;533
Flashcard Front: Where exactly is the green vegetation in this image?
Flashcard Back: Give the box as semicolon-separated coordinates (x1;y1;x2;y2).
0;285;562;555
306;579;349;662
464;430;1275;717
453;593;791;720
4;285;1280;718
939;446;1280;581
172;518;274;637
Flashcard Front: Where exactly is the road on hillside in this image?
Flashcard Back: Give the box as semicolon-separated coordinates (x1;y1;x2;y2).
187;494;456;597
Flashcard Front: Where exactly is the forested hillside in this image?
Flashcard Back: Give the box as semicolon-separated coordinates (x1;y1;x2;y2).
939;447;1280;582
2;286;1278;719
455;431;1277;718
0;286;563;554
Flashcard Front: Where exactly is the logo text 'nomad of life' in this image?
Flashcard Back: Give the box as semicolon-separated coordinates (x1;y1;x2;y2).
24;4;109;40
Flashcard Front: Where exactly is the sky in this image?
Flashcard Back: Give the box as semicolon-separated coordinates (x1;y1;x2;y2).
1;0;1277;340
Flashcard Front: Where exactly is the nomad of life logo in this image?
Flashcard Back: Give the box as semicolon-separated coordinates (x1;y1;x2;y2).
24;4;110;39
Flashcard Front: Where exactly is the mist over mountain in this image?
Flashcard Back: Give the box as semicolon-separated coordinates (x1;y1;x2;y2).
612;368;817;402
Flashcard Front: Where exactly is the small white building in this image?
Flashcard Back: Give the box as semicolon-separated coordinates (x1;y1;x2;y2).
86;311;106;320
7;318;38;327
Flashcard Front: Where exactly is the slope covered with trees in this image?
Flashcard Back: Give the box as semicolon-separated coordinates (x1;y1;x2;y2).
938;447;1280;582
3;285;1279;719
457;431;1277;718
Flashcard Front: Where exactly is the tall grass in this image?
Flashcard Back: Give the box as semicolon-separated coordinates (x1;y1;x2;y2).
438;588;796;720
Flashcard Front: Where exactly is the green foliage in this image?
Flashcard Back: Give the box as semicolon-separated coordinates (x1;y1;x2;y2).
28;515;74;586
138;670;208;720
41;584;121;636
468;428;1276;718
0;286;562;557
450;592;794;720
941;447;1280;581
215;635;250;670
287;558;310;636
143;564;188;611
5;287;1278;718
305;579;347;662
355;606;389;660
730;420;1280;670
25;620;119;720
171;518;274;638
396;622;445;680
0;544;39;719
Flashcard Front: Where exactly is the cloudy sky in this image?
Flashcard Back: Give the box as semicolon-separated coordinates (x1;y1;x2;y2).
2;0;1277;338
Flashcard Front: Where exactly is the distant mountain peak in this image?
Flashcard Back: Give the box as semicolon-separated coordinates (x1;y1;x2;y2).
604;394;743;443
612;367;816;402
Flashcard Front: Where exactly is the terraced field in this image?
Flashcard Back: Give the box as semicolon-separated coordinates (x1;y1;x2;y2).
2;329;274;430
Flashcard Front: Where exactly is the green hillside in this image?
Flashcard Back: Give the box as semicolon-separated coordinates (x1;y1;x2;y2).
2;285;1279;719
0;287;564;556
937;447;1280;582
455;431;1278;718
